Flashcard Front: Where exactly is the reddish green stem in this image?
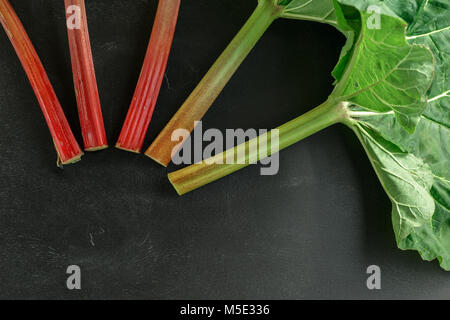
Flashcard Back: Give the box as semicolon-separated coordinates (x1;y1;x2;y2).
169;100;349;195
145;0;281;166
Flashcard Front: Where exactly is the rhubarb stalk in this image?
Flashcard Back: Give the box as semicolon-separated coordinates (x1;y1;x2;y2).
0;0;83;165
145;0;281;166
116;0;181;153
168;100;349;195
65;0;107;151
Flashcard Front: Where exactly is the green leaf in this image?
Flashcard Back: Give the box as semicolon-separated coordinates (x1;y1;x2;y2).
386;0;450;129
348;109;449;270
332;0;434;132
341;0;450;270
399;186;450;270
277;0;337;26
353;123;435;239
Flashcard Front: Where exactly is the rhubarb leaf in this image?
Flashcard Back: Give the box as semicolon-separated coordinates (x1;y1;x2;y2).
386;0;450;110
339;0;450;270
330;0;449;269
355;109;449;271
332;1;434;132
353;124;435;239
277;0;337;26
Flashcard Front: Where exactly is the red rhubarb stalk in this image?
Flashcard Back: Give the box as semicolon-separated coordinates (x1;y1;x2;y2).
116;0;181;153
0;0;83;164
65;0;107;151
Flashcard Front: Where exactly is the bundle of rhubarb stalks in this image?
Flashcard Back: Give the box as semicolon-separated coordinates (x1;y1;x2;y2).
0;0;448;270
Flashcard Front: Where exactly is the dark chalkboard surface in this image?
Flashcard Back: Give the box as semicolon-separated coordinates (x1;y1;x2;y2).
0;0;448;299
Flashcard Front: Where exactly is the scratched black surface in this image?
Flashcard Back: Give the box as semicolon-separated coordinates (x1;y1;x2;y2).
0;0;448;300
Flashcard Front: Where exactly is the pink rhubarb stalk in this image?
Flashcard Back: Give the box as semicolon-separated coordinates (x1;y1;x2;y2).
116;0;181;153
65;0;107;151
0;0;83;164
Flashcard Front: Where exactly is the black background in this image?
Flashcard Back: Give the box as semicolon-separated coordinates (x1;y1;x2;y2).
0;0;448;300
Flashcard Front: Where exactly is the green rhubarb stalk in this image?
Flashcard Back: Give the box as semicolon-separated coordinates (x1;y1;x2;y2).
147;0;338;166
169;100;349;195
145;0;283;166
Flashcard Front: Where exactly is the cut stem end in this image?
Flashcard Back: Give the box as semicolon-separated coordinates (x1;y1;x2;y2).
145;149;169;167
115;144;141;154
85;145;108;152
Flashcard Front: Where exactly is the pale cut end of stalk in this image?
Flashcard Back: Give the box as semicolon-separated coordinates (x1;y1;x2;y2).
145;146;170;167
59;154;83;166
115;143;141;154
55;148;83;168
168;162;245;196
168;172;183;196
85;145;108;152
